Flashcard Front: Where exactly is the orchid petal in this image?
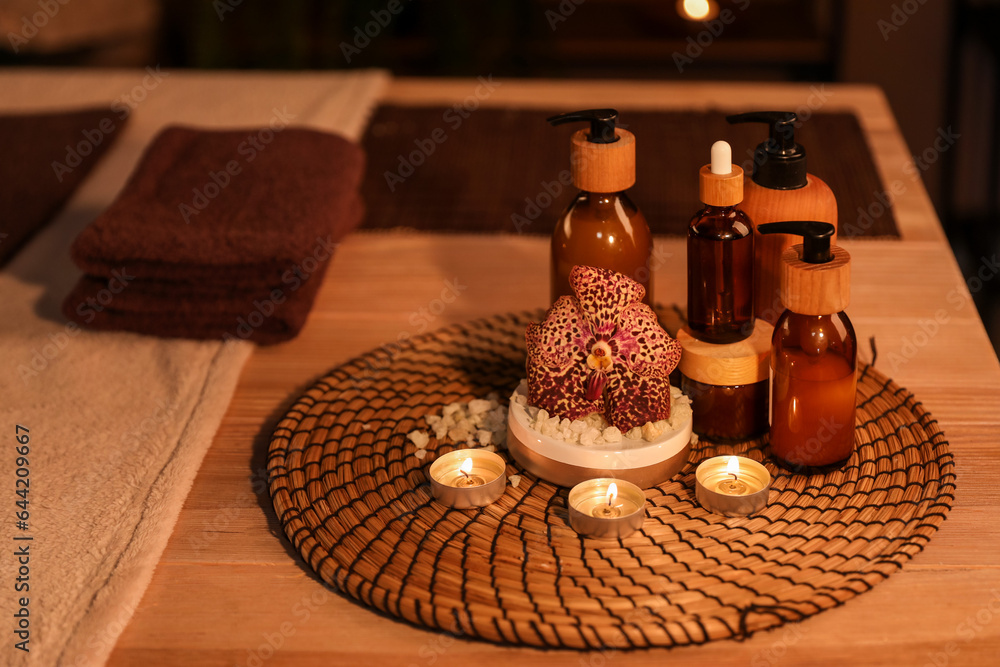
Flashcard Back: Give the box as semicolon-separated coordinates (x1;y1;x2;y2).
527;357;602;421
525;296;591;370
612;303;683;378
603;371;673;432
569;265;645;338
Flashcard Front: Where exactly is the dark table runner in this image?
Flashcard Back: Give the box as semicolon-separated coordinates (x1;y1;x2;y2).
360;106;899;238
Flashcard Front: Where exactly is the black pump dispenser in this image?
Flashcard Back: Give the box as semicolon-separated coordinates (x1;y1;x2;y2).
726;111;807;190
547;109;620;144
758;221;834;263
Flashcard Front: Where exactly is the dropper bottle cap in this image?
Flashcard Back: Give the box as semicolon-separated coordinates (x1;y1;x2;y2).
699;140;743;206
758;221;850;315
548;109;635;192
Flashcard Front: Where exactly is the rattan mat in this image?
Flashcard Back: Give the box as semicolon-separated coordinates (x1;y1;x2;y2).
268;310;955;649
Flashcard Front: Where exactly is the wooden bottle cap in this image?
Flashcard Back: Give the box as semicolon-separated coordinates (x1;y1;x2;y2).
779;244;851;315
677;321;773;387
569;128;635;192
699;163;744;207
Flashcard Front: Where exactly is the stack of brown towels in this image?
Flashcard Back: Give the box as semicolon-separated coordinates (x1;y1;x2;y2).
63;125;365;344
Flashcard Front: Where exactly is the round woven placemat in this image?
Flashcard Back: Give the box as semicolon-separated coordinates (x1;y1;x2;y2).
268;310;956;649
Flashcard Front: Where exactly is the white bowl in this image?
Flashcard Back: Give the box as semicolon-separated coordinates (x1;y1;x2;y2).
506;381;693;489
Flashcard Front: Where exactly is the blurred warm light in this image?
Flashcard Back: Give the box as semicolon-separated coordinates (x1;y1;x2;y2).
678;0;718;21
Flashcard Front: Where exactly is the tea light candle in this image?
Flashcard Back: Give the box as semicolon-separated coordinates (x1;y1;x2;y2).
695;455;770;517
428;449;506;508
568;478;645;539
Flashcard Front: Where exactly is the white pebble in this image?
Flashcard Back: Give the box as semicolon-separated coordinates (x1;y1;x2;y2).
602;426;622;443
468;399;492;415
407;430;430;448
509;474;522;488
448;427;472;442
642;421;664;441
476;429;492;445
414;449;427;459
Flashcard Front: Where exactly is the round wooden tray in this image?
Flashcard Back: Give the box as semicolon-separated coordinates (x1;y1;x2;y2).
267;310;956;649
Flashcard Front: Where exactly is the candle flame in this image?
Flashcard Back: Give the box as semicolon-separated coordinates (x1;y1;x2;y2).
726;456;740;478
460;457;473;476
606;482;618;506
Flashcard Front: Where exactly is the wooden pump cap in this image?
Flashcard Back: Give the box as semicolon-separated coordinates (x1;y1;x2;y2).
570;128;635;192
699;163;744;207
779;244;851;315
677;321;773;387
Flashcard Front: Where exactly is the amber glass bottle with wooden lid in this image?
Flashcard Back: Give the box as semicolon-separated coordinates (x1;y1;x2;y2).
727;112;838;325
687;140;755;343
547;109;653;305
759;221;856;469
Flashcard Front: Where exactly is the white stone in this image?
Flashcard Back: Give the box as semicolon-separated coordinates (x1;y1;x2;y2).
407;430;430;448
468;399;492;415
602;426;622;443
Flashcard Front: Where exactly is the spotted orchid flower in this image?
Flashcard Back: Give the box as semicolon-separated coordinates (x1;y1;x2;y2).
525;265;682;432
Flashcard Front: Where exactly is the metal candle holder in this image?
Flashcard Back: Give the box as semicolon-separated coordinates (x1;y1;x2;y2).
567;477;646;539
695;455;771;517
428;449;506;509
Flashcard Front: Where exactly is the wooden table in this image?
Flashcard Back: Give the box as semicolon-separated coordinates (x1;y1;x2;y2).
109;79;1000;666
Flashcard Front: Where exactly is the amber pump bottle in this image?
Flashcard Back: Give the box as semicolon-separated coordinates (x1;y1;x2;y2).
758;221;856;469
687;140;754;343
547;109;653;305
726;112;838;325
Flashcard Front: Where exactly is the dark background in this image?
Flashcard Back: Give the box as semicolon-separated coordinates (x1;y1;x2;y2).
3;0;998;351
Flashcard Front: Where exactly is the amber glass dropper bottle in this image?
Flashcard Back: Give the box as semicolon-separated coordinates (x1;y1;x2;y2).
547;109;653;305
687;140;754;343
758;221;857;469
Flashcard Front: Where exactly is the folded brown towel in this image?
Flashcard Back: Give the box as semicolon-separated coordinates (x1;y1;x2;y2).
64;125;366;343
68;194;362;301
61;197;361;345
62;268;327;344
70;124;366;283
0;107;126;266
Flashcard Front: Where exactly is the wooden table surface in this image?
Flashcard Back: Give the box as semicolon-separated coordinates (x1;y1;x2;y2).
108;79;1000;666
